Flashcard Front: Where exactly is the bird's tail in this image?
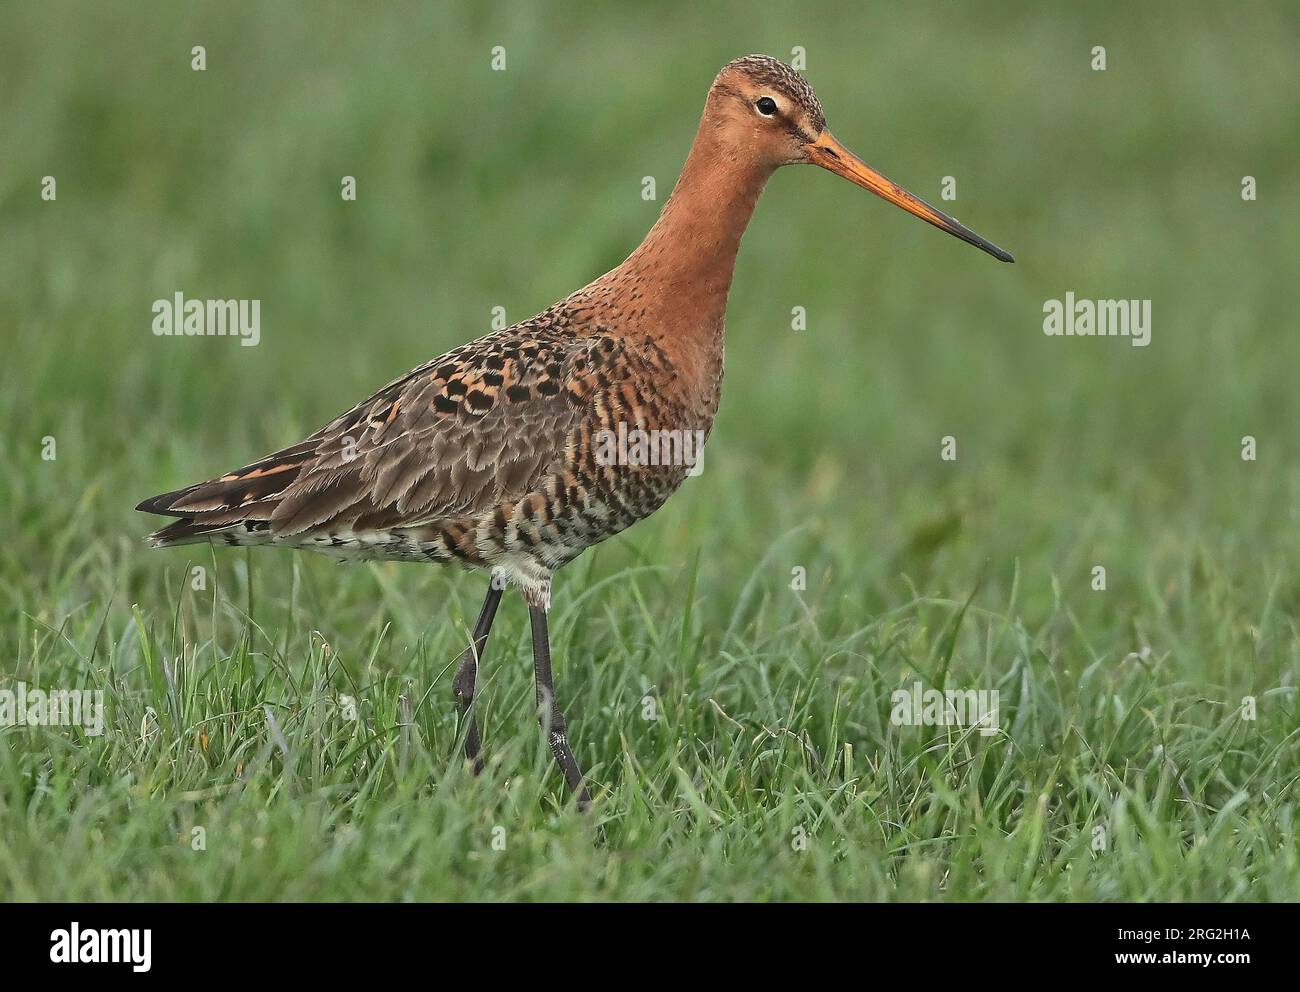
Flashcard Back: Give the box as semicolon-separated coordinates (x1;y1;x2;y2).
135;442;315;548
142;515;265;548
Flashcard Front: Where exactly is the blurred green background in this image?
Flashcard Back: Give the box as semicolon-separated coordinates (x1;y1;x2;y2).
1;1;1298;901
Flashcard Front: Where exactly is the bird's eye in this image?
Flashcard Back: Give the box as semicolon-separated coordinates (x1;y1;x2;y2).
755;96;778;116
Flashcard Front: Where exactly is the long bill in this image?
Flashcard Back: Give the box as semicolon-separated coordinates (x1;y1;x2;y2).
805;131;1014;263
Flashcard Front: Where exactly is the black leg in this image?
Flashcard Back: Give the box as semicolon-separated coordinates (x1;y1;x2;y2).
528;604;592;811
452;581;503;773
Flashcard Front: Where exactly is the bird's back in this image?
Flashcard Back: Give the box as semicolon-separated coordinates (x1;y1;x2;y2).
138;293;716;600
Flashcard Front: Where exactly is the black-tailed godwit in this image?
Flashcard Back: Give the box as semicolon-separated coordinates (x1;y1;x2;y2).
138;55;1013;809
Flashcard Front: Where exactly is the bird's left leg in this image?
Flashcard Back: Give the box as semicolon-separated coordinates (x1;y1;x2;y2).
527;599;592;811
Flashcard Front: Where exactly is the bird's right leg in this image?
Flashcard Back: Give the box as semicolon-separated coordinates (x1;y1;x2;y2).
527;601;592;811
451;580;503;774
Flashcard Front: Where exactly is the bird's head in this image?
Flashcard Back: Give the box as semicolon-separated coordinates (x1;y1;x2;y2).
707;55;1013;262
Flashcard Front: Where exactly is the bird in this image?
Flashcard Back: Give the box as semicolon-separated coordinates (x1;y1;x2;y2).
137;55;1013;810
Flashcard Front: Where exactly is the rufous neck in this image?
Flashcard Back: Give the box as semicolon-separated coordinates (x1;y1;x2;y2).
616;122;772;317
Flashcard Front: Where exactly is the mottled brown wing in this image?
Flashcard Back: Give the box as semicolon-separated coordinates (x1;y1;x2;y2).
139;323;605;541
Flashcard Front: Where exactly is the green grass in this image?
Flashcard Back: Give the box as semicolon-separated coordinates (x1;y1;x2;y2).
2;0;1299;901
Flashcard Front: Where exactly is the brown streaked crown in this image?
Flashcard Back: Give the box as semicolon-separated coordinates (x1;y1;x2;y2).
717;54;826;132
